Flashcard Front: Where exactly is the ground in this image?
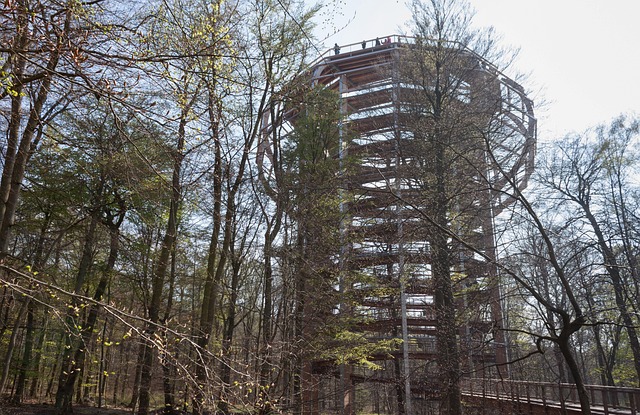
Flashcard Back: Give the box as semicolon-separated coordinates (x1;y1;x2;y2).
0;403;132;415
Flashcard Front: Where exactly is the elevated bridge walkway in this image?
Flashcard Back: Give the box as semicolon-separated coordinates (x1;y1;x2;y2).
461;378;640;415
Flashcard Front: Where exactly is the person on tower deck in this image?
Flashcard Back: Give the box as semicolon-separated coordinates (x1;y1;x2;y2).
334;43;340;55
375;37;381;46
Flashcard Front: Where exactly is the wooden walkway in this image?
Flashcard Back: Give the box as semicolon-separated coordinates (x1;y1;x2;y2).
462;379;640;415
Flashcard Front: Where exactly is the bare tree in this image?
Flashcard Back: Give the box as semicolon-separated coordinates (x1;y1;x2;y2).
538;115;640;386
397;0;524;412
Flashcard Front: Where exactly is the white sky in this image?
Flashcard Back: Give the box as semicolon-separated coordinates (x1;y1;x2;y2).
314;0;640;141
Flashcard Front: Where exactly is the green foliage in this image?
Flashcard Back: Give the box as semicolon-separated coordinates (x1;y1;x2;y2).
611;333;640;386
284;86;342;175
280;86;346;261
318;329;402;371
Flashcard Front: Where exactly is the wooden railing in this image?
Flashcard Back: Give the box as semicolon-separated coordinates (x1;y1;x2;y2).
462;378;640;415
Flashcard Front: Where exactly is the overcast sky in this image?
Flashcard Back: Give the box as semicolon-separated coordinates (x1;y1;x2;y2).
315;0;640;141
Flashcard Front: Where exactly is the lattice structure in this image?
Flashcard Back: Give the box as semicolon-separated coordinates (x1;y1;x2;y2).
258;35;536;414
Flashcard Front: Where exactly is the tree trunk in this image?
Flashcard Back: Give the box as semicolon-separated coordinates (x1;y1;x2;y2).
194;80;255;413
393;345;406;415
217;267;239;415
19;212;53;402
29;310;48;398
47;332;66;399
431;135;461;415
0;286;11;341
608;155;640;311
258;211;281;415
98;315;109;408
12;299;34;403
557;336;591;415
138;209;178;415
161;247;178;414
54;211;100;413
218;228;247;415
292;231;307;415
0;297;29;395
128;341;146;410
194;108;223;414
0;7;29;233
138;103;187;415
0;39;61;254
583;206;640;385
541;266;568;383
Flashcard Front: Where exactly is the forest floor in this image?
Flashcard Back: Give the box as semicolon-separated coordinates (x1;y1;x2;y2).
0;403;132;415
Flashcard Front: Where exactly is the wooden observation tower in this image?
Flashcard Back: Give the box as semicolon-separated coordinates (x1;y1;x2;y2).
258;35;536;414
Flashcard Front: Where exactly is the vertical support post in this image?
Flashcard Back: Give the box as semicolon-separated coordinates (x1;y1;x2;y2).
337;73;354;415
484;194;510;376
342;365;354;415
391;45;413;415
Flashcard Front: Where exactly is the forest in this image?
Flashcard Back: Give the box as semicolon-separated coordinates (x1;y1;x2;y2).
0;0;639;414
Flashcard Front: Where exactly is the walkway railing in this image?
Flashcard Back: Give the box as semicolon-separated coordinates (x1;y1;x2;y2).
462;378;640;415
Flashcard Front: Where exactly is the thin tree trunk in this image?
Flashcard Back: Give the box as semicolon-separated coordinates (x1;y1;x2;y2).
113;347;121;407
586;285;619;387
18;213;52;402
0;41;61;254
592;324;617;386
217;238;243;415
128;341;146;410
258;211;281;415
54;211;100;413
582;206;640;385
0;297;29;395
0;6;29;231
541;266;567;383
0;286;11;341
292;230;306;415
161;246;178;414
47;332;66;399
98;315;109;408
608;154;640;308
138;223;176;415
194;78;256;413
55;210;123;414
557;336;591;415
12;299;34;403
393;341;406;415
29;310;48;398
138;99;189;415
194;92;223;415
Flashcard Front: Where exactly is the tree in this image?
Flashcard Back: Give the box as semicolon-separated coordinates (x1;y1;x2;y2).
282;87;345;415
0;0;141;255
47;98;158;413
538;115;640;386
248;2;328;413
396;0;520;412
126;0;232;413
